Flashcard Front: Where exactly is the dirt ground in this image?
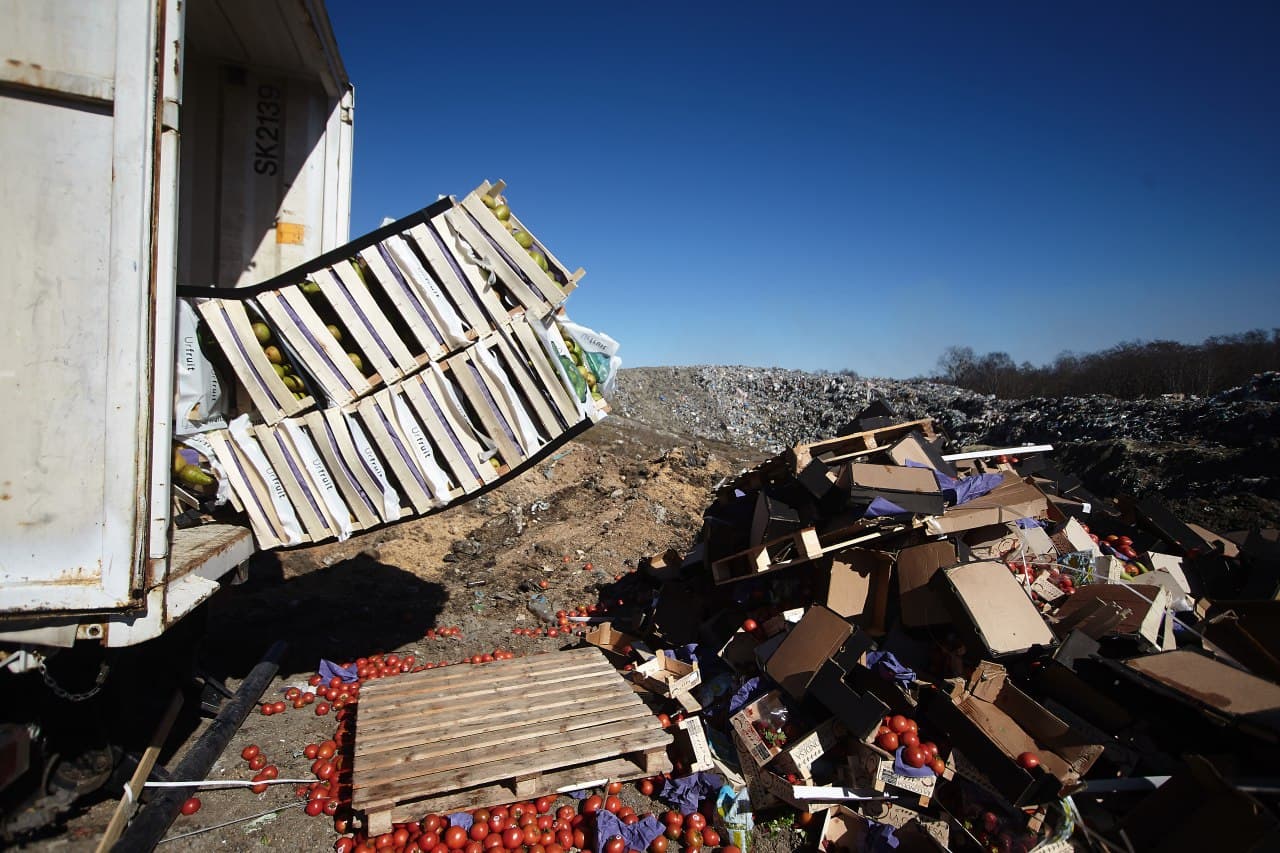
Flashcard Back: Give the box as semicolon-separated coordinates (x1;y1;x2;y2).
26;417;825;852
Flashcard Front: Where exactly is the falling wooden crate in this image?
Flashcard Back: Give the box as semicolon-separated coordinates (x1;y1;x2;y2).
352;647;673;835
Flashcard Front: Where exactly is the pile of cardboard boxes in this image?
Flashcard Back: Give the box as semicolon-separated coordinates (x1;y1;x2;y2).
593;405;1280;852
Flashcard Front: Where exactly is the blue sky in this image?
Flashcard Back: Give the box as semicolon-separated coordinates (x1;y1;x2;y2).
326;2;1280;378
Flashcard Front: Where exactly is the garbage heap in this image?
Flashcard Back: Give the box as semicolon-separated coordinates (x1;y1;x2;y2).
589;404;1280;853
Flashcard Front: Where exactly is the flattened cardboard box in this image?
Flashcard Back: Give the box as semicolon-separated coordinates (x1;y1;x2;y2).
1123;648;1280;738
765;604;863;699
935;560;1057;657
1051;583;1169;648
826;548;894;636
896;541;958;628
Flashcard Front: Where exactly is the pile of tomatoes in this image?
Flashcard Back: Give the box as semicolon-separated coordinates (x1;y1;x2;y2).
331;777;739;853
873;714;947;775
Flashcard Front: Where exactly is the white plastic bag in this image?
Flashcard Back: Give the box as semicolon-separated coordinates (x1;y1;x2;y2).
174;299;229;435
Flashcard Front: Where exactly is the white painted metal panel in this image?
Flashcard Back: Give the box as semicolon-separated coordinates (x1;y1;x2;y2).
0;0;160;614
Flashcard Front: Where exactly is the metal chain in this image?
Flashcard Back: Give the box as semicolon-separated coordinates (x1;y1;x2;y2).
38;656;110;702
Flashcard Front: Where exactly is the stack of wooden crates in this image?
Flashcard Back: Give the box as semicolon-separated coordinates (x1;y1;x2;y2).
190;181;607;548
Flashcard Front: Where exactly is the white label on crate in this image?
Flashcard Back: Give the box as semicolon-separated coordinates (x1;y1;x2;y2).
228;415;303;545
281;419;353;541
474;344;545;452
174;300;229;435
383;235;472;346
1030;574;1066;602
344;411;402;521
876;759;936;798
430;362;496;460
180;432;232;506
391;393;451;503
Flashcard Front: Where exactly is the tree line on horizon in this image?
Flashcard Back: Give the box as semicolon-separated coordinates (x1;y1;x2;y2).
932;329;1280;399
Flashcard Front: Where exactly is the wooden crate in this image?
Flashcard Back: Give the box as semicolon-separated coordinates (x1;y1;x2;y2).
365;233;477;352
355;388;463;514
196;298;315;424
466;180;584;300
355;243;451;362
256;285;376;407
444;348;537;469
442;205;554;320
204;426;304;549
506;314;584;427
400;369;502;492
251;421;356;543
475;331;568;440
400;220;497;336
302;409;402;528
352;647;673;835
315;262;424;381
422;208;521;333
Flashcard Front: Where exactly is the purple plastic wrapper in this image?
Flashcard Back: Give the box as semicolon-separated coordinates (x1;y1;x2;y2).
866;650;915;686
319;659;358;684
867;821;901;851
594;811;664;853
659;771;723;812
727;677;765;717
449;813;474;830
892;746;937;779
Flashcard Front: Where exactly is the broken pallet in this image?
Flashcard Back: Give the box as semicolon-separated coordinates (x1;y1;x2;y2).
710;521;913;584
352;647;672;835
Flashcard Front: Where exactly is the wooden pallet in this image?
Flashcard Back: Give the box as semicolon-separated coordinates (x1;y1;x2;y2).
710;521;913;584
352;647;673;835
718;419;938;497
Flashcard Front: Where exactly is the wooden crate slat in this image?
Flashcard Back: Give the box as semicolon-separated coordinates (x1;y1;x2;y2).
457;194;563;308
383;754;668;825
508;316;583;426
302;411;381;529
402;223;492;336
356;726;672;809
414;367;500;486
358;647;603;698
252;424;331;540
319;407;403;524
322;264;411;380
471;336;548;455
443;207;549;318
357;655;607;714
488;329;568;437
428;210;517;331
446;350;527;467
399;376;485;493
377;233;475;351
356;683;639;757
357;245;449;361
197;299;309;422
356;671;633;740
204;430;288;550
256;286;372;405
357;703;655;779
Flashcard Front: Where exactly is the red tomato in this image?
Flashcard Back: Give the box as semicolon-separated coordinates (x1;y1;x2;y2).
573;829;587;850
649;837;669;853
888;715;910;733
663;811;683;828
316;702;331;716
900;731;920;748
425;815;444;833
605;837;626;853
469;822;489;841
445;825;468;849
536;795;555;814
742;618;759;633
241;745;261;761
1018;751;1040;769
557;830;573;849
556;806;574;822
487;814;506;834
180;797;201;816
930;757;947;775
523;825;540;845
582;795;603;815
686;813;706;832
335;838;355;853
606;781;624;795
604;795;622;814
465;843;483;853
249;754;267;771
304;743;319;759
638;778;655;796
306;799;326;817
723;847;742;853
702;829;721;847
502;828;524;849
875;731;899;752
903;747;927;768
482;836;503;851
682;828;703;849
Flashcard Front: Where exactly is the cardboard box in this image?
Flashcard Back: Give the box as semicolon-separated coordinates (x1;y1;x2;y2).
919;662;1103;806
1050;517;1101;559
826;548;894;635
1200;599;1280;682
935;561;1057;657
1051;583;1169;648
849;741;944;806
896;541;958;628
631;649;700;698
674;716;716;773
887;430;957;478
852;802;950;849
1123;649;1280;738
764;605;868;699
584;622;639;665
923;473;1048;535
729;691;800;767
841;463;945;516
759;768;842;813
820;805;945;853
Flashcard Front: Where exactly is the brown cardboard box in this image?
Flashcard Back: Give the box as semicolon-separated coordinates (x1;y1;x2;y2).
631;649;700;698
729;691;841;772
764;605;859;698
923;473;1048;535
827;548;894;635
935;560;1057;657
896;541;958;628
919;662;1103;806
1052;583;1169;648
842;463;946;516
820;805;944;853
584;622;639;665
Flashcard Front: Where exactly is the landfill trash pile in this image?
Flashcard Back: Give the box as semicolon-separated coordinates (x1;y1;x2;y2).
170;180;620;549
612;367;1280;531
523;404;1280;853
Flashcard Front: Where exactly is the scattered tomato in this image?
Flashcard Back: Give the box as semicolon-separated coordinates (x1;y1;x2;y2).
180;797;201;816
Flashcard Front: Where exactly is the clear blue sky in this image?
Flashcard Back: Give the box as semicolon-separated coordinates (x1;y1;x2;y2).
326;2;1280;378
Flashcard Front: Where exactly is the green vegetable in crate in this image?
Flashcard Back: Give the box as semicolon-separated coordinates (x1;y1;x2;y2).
527;249;549;272
558;353;588;401
252;322;272;344
348;352;365;373
481;193;499;209
513;230;534;249
326;324;343;342
177;465;216;488
300;279;321;296
493;204;511;221
263;346;283;365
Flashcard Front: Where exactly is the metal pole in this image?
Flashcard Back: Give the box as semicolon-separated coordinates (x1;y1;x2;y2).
112;640;287;852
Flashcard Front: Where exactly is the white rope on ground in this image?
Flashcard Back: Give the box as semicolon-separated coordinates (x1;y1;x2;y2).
156;801;306;844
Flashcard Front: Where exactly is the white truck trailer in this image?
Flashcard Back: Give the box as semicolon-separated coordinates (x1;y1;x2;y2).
0;0;353;833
